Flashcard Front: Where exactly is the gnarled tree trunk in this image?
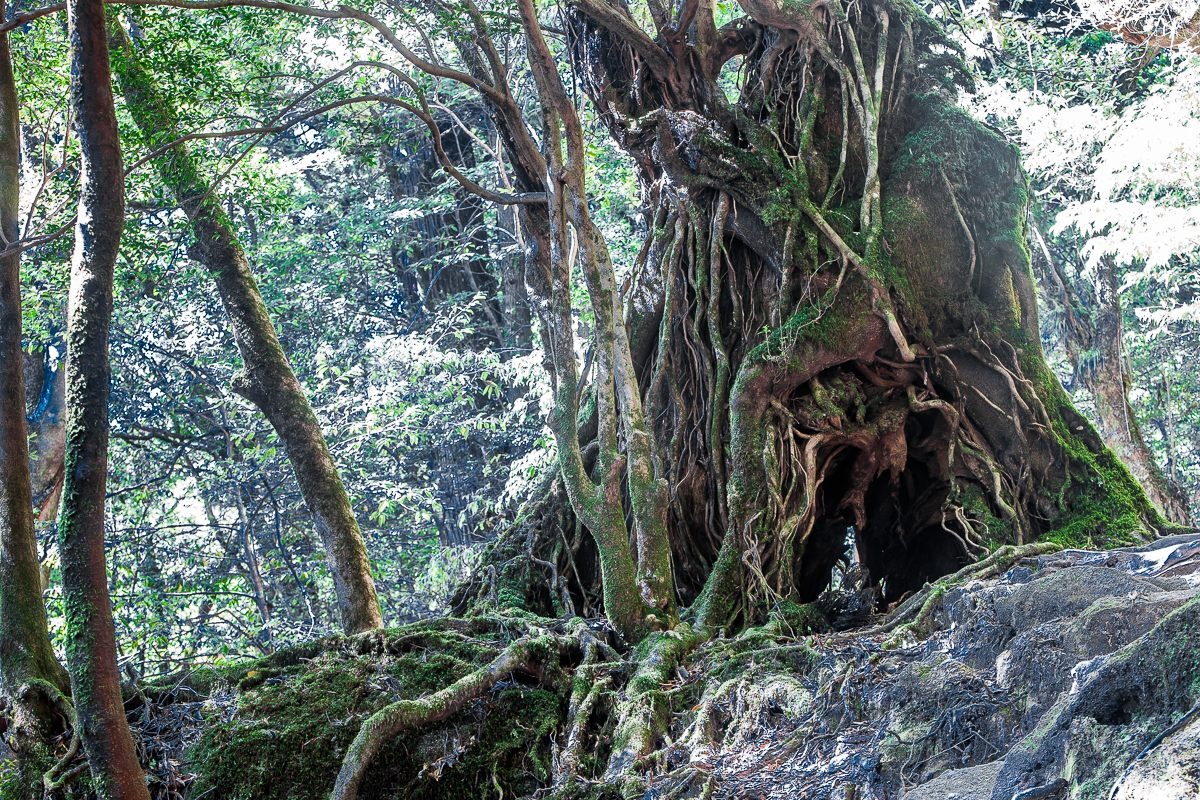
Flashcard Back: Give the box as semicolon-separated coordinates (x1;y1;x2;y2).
458;0;1159;633
1033;232;1192;524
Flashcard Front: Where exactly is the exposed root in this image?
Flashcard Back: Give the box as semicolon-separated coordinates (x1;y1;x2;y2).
22;681;83;796
330;633;567;800
327;617;706;798
42;730;83;796
554;671;610;787
553;618;622;788
875;542;1060;643
604;624;704;783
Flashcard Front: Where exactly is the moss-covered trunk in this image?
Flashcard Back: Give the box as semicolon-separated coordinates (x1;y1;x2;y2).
109;21;383;634
1038;247;1192;525
58;1;150;796
0;31;70;748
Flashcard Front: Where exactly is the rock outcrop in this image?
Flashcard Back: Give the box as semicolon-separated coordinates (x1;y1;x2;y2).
663;535;1200;799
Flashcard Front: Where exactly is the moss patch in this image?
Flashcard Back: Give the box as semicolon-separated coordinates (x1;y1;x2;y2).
186;620;563;800
1024;358;1158;549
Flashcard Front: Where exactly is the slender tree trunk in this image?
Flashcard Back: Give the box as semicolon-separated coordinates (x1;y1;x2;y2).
496;203;533;350
109;23;382;633
0;31;69;748
235;486;273;640
58;1;150;796
1033;228;1192;524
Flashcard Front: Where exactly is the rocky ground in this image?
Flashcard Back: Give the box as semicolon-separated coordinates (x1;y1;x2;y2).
658;534;1200;800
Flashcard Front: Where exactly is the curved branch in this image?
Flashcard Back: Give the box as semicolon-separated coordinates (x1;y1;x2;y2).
4;0;511;97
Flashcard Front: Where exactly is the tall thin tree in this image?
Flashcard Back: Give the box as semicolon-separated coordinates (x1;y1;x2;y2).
108;22;382;633
58;0;150;795
0;28;69;748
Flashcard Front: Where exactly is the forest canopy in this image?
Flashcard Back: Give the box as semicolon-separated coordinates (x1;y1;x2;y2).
1;0;1200;797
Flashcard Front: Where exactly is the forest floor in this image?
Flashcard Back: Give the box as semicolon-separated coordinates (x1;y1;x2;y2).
51;534;1200;800
649;534;1200;799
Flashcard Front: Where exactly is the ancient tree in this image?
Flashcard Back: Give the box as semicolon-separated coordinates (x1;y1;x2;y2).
58;0;151;795
2;0;1149;647
439;0;1158;635
0;29;70;749
109;21;382;634
318;0;1165;788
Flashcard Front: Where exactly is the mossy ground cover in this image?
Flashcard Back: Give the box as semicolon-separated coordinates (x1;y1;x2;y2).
185;619;563;800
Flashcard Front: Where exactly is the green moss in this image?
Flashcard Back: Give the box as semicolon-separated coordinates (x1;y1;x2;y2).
187;621;563;800
877;91;1153;549
0;744;60;800
768;601;829;637
1021;357;1158;549
953;482;1012;545
882;95;1035;344
891;99;1007;180
699;607;826;681
750;280;868;367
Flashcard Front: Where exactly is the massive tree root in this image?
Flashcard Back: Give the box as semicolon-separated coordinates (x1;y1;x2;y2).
604;625;704;782
324;617;690;799
337;548;1076;798
103;542;1196;800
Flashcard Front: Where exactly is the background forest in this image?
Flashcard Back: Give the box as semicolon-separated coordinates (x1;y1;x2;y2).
9;0;1200;674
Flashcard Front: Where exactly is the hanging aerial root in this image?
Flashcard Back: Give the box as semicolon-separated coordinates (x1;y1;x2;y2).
799;201;916;361
330;633;566;800
874;542;1060;645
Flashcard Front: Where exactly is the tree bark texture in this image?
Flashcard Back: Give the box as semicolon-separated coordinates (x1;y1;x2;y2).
0;30;69;747
59;1;151;795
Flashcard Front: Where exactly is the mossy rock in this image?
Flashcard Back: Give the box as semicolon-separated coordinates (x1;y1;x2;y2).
186;620;563;800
